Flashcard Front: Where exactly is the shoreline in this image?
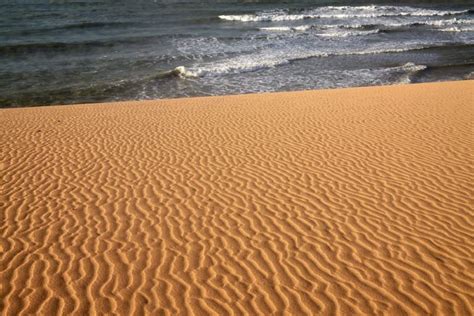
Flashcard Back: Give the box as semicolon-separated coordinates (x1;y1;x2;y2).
1;80;473;315
1;79;471;110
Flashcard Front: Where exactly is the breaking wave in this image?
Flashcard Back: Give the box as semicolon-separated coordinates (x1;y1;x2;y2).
167;43;459;78
219;6;471;22
259;18;474;32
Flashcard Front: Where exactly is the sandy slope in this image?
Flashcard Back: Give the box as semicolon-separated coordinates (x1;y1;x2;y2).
1;81;473;315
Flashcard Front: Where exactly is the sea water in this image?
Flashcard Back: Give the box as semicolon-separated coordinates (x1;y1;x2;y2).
0;0;473;107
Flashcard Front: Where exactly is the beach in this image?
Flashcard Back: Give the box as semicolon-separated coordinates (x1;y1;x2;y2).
1;81;473;315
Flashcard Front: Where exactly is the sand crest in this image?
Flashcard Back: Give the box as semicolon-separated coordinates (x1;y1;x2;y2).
1;81;473;315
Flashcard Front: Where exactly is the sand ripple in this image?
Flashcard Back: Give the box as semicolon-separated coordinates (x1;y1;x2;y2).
1;81;473;315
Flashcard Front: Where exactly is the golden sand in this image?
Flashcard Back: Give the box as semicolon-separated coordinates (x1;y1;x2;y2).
1;81;473;315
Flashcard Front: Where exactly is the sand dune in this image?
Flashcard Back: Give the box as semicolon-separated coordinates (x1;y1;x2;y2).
1;81;473;315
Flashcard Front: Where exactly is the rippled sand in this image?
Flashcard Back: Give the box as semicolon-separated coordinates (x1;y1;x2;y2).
1;81;473;315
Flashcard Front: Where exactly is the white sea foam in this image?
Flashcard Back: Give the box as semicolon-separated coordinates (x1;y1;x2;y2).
173;44;442;79
172;66;198;78
259;25;313;32
172;53;298;77
376;18;474;28
399;62;428;72
219;13;309;22
317;29;380;38
219;6;469;22
257;18;474;36
464;71;474;79
395;62;428;83
425;18;471;26
439;25;474;32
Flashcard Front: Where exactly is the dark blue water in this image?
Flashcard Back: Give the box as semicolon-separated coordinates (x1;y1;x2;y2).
1;0;473;107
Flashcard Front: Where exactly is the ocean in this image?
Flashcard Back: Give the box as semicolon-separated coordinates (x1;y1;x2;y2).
1;0;473;107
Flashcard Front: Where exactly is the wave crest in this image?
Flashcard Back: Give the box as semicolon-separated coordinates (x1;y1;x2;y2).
219;6;470;22
169;44;461;79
